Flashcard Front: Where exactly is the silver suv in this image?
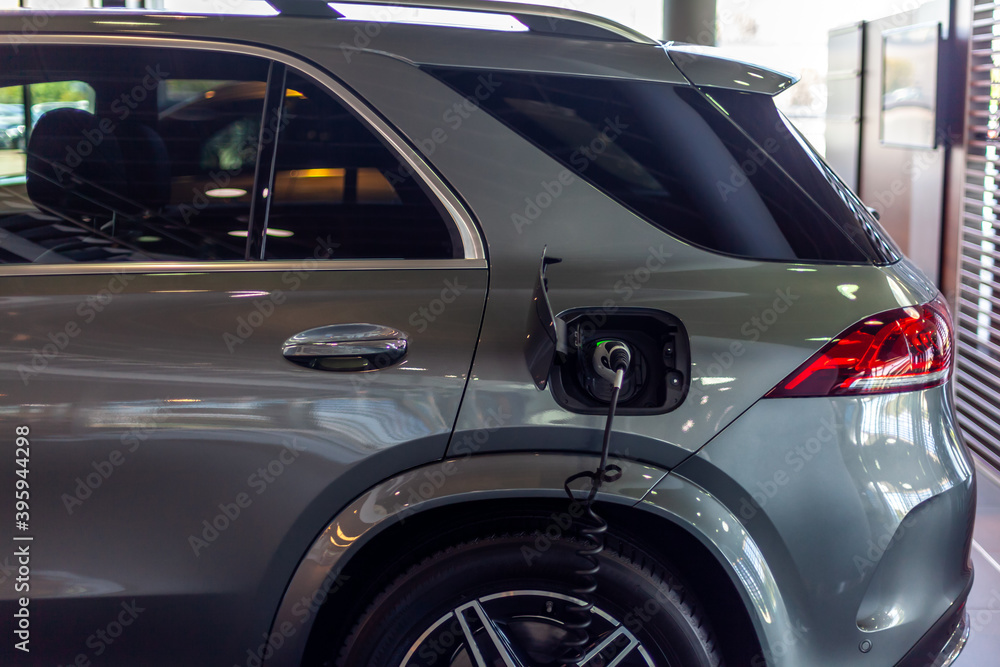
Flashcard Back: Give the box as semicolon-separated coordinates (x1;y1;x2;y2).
0;2;973;666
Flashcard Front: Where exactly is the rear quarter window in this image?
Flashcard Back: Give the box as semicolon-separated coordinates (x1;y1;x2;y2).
427;68;898;264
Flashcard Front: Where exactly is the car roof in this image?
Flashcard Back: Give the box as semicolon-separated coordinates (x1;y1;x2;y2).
0;3;795;94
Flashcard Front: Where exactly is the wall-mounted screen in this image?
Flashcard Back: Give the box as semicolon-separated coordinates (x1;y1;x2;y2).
881;22;940;149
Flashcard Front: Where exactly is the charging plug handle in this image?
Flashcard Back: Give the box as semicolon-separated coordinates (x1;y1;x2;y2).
609;347;630;374
592;340;632;388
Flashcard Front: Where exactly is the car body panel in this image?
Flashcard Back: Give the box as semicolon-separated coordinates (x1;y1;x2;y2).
262;384;974;667
313;49;941;466
0;266;486;664
666;43;800;95
637;469;795;665
674;384;974;666
0;12;682;84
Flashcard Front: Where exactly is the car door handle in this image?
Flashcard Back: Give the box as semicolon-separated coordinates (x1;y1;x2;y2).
282;324;408;372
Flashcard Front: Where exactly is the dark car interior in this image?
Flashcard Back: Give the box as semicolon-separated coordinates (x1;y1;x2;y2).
0;45;459;264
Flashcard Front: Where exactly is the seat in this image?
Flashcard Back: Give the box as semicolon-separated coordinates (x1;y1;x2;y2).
115;119;172;211
26;107;137;223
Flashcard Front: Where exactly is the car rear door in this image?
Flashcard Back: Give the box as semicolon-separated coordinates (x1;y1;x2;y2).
0;38;486;665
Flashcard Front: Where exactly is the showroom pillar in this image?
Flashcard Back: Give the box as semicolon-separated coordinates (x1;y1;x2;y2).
662;0;716;45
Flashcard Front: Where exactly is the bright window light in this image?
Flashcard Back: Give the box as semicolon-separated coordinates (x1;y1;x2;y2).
328;4;529;32
17;0;92;8
160;0;278;15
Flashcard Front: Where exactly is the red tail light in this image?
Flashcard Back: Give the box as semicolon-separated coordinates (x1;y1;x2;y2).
766;297;953;398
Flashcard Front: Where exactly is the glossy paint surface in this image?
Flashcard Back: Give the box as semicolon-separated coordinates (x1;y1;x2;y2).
666;43;799;95
0;267;486;664
266;452;666;665
322;51;939;465
680;385;974;666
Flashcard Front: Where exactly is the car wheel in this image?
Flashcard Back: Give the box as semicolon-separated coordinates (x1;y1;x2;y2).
336;533;723;666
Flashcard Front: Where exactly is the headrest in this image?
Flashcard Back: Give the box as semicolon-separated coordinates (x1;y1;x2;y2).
26;108;136;221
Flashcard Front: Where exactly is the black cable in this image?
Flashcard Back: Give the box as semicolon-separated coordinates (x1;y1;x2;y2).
560;363;626;665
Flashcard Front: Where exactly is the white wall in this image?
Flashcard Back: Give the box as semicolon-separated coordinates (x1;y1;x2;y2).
714;0;938;154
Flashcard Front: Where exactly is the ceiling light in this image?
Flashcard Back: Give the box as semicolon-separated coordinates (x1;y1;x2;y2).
206;188;247;198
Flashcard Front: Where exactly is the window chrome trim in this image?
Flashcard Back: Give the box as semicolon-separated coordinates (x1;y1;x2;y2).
0;259;486;277
0;33;486;269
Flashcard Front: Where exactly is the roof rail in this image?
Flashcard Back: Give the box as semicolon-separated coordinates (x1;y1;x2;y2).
264;0;657;44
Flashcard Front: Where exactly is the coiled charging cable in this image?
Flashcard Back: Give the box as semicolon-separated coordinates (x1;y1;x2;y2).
560;340;631;665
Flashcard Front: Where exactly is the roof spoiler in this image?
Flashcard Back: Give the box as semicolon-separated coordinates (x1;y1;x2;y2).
666;43;799;96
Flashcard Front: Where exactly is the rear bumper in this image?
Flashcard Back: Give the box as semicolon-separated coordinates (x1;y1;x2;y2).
672;384;975;666
895;597;970;667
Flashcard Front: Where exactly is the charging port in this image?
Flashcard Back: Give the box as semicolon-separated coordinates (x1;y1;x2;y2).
549;308;690;415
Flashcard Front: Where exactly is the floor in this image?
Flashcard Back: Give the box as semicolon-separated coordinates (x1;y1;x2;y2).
952;454;1000;665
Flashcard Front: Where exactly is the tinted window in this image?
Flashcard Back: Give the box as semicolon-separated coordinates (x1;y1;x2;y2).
261;71;458;260
0;45;269;264
703;88;900;263
429;68;895;264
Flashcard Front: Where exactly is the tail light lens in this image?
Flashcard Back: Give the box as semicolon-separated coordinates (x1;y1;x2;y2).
766;296;953;398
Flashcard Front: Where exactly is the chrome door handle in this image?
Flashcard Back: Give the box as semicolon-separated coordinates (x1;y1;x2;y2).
282;324;408;372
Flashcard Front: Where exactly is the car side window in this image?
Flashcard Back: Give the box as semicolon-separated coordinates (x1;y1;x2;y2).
261;70;460;260
0;45;270;264
429;67;882;264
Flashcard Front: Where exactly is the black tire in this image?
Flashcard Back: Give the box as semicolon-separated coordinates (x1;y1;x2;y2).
337;533;723;667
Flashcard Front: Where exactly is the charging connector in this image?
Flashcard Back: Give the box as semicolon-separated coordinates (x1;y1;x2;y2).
592;339;632;386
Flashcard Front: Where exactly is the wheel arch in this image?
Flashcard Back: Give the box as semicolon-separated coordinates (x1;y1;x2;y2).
261;453;765;667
